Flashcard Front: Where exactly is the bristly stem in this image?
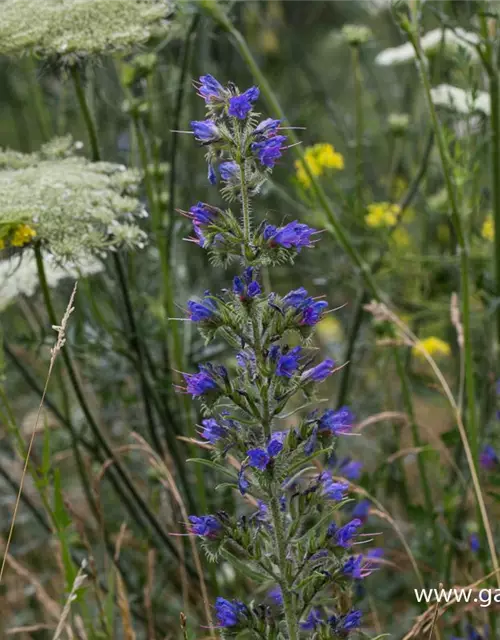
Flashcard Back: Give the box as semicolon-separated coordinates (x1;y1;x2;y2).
240;160;251;245
70;65;100;162
269;490;299;640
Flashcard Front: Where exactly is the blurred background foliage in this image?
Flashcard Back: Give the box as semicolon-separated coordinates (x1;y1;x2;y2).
0;0;499;638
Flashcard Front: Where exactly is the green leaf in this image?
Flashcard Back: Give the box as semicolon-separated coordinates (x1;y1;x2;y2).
220;548;270;582
187;458;237;479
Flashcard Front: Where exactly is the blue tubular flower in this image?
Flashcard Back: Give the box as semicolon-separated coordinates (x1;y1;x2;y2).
264;221;318;250
252;135;287;168
188;515;221;538
254;117;281;137
198;74;224;102
301;300;328;325
191;119;220;142
320;472;349;500
188;202;219;225
182;366;218;397
219;160;239;182
276;346;302;377
267;585;283;606
208;162;217;185
334;518;363;548
480;444;499;470
318;406;354;435
469;532;480;552
192;225;207;247
302;358;335;382
341;609;362;631
300;609;322;631
247;281;261;297
200;418;227;443
343;555;363;579
339;458;363;480
214;597;247;627
352;499;371;520
283;287;309;308
267;431;287;456
228;86;260;119
187;296;217;322
233;276;245;296
247;448;271;471
238;468;250;495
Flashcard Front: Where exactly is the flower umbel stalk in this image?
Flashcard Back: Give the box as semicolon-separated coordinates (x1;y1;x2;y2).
181;74;378;638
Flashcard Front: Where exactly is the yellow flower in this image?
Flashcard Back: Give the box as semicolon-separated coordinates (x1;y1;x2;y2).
11;224;37;247
412;336;451;359
482;214;494;241
295;143;344;188
365;202;401;228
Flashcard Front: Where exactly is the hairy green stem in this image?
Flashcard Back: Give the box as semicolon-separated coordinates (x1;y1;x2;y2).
269;491;299;640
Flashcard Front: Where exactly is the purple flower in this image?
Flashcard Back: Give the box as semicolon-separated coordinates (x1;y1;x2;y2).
304;426;318;455
191;119;219;142
352;499;371;520
469;532;480;552
182;366;218;397
301;300;328;325
219;160;239;182
247;281;261;297
228;86;260;119
188;202;219;225
267;586;283;606
300;609;322;631
214;597;247;627
480;445;498;470
238;468;250;495
252;135;287;168
318;406;354;435
233;276;245;296
254;118;281;137
340;458;363;480
341;609;362;631
247;448;271;471
187;296;217;322
256;500;268;521
276;346;302;377
197;74;225;102
320;472;349;500
192;224;207;247
268;344;280;362
267;431;287;456
200;418;227;443
302;358;335;382
283;287;309;308
188;515;221;538
329;609;362;632
208;163;217;185
333;518;362;548
343;555;363;579
264;221;318;250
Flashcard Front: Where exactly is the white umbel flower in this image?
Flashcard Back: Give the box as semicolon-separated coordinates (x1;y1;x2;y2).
0;251;104;312
375;28;480;66
430;84;490;116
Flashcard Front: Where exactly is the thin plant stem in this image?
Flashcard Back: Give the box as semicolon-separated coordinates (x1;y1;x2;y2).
352;45;364;218
394;347;439;569
33;245;190;572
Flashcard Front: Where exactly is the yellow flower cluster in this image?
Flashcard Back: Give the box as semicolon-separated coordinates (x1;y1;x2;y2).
365;202;401;228
295;143;344;188
412;336;451;360
0;224;37;250
482;214;494;241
